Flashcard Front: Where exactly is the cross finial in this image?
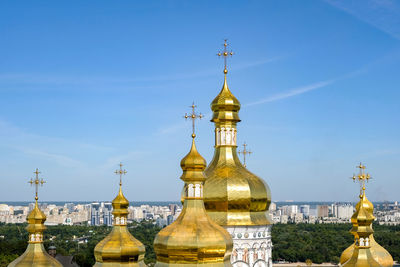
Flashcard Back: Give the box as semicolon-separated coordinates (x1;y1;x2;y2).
184;102;203;138
114;162;127;186
238;142;252;167
217;39;234;75
28;168;46;201
351;162;372;197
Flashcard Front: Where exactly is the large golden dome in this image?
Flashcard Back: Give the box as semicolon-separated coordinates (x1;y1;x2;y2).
154;137;232;267
94;165;146;267
203;71;272;227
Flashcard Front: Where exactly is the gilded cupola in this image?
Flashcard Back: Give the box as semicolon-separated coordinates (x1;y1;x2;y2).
203;41;272;226
8;169;62;267
153;104;233;267
340;163;393;267
94;163;146;267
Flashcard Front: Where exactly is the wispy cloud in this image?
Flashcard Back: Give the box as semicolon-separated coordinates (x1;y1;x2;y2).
0;57;281;88
325;0;400;40
244;80;335;107
17;147;84;168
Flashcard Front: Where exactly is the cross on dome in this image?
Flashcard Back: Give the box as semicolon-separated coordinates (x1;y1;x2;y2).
28;168;46;201
184;102;203;138
114;163;127;186
351;162;372;196
238;142;252;167
217;39;234;74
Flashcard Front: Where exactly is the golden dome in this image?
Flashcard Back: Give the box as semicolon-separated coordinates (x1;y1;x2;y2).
341;163;391;267
94;165;146;267
9;170;62;267
342;190;380;267
340;194;393;267
154;137;233;266
204;71;272;227
211;75;241;124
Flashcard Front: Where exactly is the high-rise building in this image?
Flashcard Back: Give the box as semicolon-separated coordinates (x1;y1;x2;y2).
299;205;310;217
337;204;353;220
103;202;112;226
317;205;329;218
90;202;100;226
94;163;145;266
154;124;232;267
203;41;272;267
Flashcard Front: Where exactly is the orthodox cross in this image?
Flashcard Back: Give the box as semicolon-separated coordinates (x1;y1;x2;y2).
28;168;46;201
115;163;127;186
217;39;234;74
351;162;371;196
184;102;203;138
238;142;252;167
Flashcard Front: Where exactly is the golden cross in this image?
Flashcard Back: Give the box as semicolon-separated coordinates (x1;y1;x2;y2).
28;168;46;201
184;102;203;138
217;39;234;74
238;142;252;167
351;162;371;196
115;163;127;186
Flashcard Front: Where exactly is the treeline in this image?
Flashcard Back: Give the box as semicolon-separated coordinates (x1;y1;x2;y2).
1;222;399;267
271;223;400;264
0;222;161;267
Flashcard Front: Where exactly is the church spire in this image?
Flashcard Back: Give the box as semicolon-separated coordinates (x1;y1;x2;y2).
8;169;62;267
94;163;146;267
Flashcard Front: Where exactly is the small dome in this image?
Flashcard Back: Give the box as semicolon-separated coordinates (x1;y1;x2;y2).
210;75;241;124
94;186;145;267
180;138;207;182
8;201;62;267
340;193;393;267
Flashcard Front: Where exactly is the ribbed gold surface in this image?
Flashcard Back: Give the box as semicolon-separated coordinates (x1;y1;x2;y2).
94;226;146;267
94;185;146;266
8;201;62;267
204;74;272;227
154;199;232;265
8;243;63;267
154;137;232;266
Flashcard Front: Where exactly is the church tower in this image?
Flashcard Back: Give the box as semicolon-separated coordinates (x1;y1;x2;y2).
93;163;146;267
203;41;273;267
8;169;62;267
340;163;393;267
153;104;232;267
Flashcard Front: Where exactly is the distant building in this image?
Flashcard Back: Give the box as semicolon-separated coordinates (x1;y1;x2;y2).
317;205;329;218
299;205;310;217
90;203;100;226
103;202;113;226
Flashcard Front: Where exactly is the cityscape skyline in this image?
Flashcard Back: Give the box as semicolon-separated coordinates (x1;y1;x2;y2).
1;0;400;202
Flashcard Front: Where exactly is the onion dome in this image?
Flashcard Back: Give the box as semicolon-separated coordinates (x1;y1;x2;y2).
8;169;62;267
154;136;233;267
340;190;393;267
94;164;146;267
203;45;272;226
211;74;241;124
341;164;391;267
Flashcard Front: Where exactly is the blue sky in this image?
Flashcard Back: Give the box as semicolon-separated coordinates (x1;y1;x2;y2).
0;0;399;202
